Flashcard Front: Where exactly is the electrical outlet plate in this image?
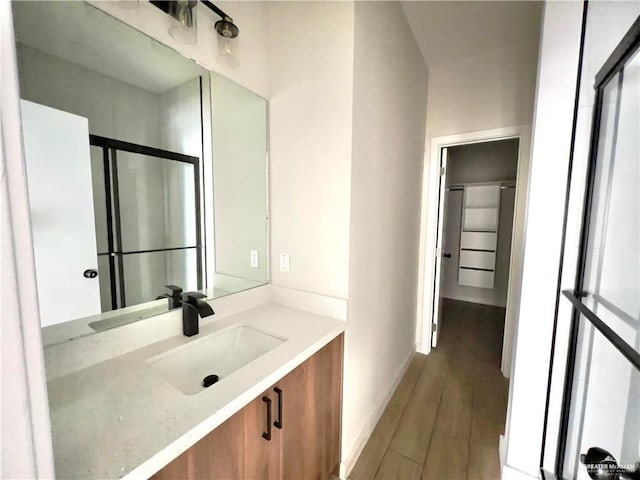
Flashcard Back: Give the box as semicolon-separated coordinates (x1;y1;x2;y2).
279;253;290;273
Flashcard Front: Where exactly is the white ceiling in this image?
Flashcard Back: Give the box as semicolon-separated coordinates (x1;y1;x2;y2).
12;1;205;94
400;1;543;69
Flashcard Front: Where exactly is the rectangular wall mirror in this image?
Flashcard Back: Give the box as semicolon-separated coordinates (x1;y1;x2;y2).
12;1;269;346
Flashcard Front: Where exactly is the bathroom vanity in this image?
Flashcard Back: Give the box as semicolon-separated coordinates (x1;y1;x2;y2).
153;334;343;480
45;293;345;479
12;2;346;478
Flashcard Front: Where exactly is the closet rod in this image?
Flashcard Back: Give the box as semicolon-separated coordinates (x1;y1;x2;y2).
445;184;516;192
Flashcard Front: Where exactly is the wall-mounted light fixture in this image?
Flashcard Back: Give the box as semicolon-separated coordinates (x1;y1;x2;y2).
150;1;240;66
168;0;198;44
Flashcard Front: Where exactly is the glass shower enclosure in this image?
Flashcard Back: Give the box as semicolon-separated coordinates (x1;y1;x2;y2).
89;135;202;312
543;12;640;480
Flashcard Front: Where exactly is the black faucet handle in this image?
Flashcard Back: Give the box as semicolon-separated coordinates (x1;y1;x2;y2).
157;285;184;309
165;285;183;296
182;291;207;304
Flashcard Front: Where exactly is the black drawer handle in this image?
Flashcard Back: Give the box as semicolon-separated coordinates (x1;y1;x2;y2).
261;396;271;441
274;387;283;429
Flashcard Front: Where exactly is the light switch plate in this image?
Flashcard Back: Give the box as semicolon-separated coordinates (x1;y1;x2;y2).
250;250;259;268
279;253;290;273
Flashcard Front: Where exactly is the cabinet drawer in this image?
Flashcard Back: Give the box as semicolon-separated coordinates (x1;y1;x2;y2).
460;231;497;251
458;268;495;289
459;250;496;270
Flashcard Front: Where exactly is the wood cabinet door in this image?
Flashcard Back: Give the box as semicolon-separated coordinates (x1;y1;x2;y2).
306;334;343;479
244;388;282;479
151;406;245;480
279;334;344;480
276;361;307;479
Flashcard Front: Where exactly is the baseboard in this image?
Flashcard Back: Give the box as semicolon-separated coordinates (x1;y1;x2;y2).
502;464;540;480
338;348;415;479
499;434;506;470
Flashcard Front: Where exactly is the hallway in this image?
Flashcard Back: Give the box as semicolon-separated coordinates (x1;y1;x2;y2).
351;299;509;479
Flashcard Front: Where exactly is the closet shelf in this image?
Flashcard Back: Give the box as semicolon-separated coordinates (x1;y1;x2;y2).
459;184;501;289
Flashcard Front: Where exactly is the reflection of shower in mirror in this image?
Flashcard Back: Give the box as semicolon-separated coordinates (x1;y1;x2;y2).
12;1;268;346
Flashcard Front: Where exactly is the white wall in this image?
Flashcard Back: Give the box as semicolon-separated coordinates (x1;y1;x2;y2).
343;1;428;474
160;77;202;157
267;1;355;299
17;44;161;147
425;40;540;144
1;2;55;474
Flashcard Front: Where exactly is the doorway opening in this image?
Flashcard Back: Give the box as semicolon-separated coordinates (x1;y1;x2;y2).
415;130;531;467
418;125;531;379
432;139;518;365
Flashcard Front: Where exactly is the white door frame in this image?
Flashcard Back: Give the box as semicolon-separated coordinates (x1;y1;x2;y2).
416;125;532;378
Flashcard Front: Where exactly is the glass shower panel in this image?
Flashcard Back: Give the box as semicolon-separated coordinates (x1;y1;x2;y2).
121;249;198;307
581;48;640;348
563;40;639;480
563;315;639;479
116;151;197;253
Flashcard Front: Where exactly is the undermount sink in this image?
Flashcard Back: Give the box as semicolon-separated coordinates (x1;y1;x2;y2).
146;325;286;395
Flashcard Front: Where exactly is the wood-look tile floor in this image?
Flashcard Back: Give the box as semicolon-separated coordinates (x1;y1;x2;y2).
350;299;509;480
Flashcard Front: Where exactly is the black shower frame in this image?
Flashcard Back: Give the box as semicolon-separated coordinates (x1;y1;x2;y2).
90;134;203;310
540;10;640;480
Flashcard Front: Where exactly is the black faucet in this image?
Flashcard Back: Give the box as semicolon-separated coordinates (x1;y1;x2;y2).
156;285;183;309
181;292;215;337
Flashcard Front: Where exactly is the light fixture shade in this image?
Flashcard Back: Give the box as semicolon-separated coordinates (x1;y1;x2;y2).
216;35;239;68
169;0;198;45
215;19;239;68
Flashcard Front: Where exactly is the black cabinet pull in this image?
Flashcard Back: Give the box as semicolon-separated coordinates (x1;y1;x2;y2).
261;396;271;441
274;387;283;429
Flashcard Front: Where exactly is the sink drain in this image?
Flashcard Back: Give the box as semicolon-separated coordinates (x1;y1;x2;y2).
202;374;219;388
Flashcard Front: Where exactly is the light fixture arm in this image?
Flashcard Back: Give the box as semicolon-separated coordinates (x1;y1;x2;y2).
200;0;233;24
149;0;239;47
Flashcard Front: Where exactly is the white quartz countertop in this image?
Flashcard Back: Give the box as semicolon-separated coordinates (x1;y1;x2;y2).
46;303;345;479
